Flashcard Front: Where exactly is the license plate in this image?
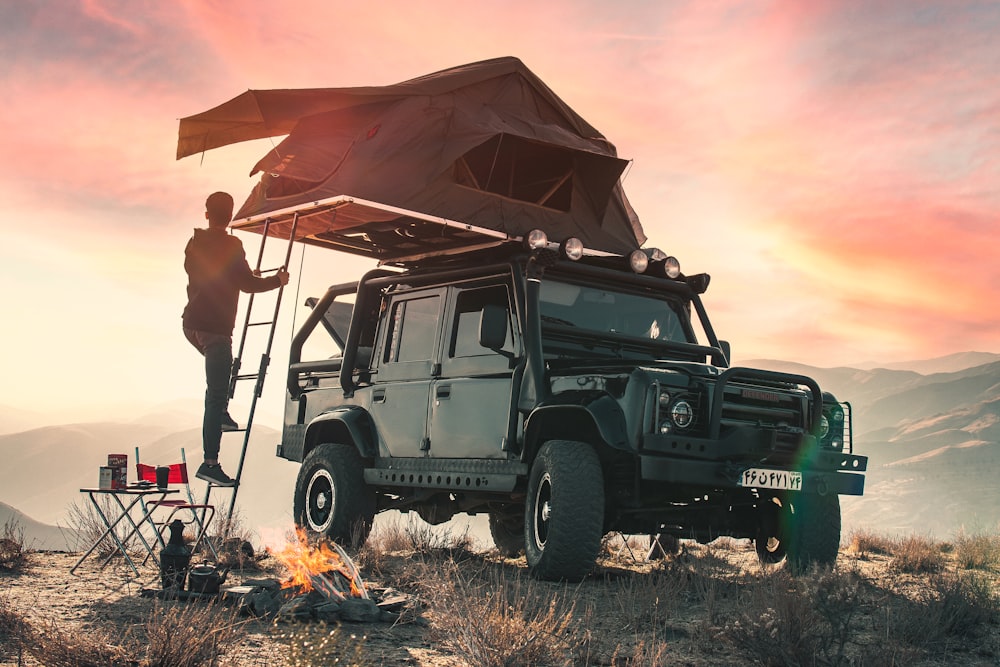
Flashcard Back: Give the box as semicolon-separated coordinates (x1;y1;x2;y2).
739;468;802;491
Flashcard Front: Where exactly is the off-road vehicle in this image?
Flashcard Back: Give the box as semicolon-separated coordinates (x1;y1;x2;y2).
276;228;866;580
178;57;867;580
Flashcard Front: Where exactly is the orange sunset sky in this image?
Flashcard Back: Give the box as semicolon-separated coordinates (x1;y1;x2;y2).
1;0;997;421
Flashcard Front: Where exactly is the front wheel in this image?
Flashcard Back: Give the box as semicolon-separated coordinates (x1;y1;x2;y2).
786;493;841;573
525;440;604;581
293;443;375;548
755;496;791;564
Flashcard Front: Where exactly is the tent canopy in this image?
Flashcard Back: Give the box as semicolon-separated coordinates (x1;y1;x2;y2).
177;57;646;260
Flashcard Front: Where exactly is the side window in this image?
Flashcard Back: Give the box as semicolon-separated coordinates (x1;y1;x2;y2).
384;295;441;363
449;285;513;359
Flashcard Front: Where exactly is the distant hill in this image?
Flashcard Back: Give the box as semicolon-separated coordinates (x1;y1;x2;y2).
0;420;299;542
2;355;999;542
0;501;81;552
852;351;1000;375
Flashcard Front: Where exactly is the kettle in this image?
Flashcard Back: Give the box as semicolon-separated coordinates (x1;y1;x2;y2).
159;519;191;591
187;563;229;594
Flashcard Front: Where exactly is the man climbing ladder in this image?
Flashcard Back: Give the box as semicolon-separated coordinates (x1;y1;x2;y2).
182;191;289;486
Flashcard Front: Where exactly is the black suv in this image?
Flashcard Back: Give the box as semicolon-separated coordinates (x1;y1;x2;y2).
277;233;867;581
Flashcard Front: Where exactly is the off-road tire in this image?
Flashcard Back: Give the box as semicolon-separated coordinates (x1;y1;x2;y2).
525;440;604;581
786;492;841;573
489;509;525;557
755;496;790;564
293;443;375;548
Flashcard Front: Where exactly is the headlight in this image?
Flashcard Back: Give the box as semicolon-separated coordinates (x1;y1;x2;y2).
525;229;548;250
818;414;830;439
560;237;584;261
670;400;694;429
629;249;649;273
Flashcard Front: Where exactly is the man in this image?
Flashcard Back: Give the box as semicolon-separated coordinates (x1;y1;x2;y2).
182;192;289;486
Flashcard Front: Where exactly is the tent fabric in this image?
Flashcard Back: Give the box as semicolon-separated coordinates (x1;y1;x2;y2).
177;57;646;256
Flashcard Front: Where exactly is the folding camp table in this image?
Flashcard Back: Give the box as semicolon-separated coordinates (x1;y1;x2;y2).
70;486;178;577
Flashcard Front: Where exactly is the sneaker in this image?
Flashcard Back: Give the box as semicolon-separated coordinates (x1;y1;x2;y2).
221;412;240;432
196;463;236;487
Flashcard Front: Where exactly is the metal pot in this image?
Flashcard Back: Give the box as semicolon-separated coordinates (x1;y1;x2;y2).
187;563;229;594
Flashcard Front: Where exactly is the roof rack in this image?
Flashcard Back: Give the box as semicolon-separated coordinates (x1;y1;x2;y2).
230;195;520;266
230;195;619;266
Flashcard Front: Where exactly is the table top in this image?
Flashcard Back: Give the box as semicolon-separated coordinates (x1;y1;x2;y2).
79;486;179;495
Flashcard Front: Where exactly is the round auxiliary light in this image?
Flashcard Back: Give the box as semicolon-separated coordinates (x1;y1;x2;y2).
629;249;649;273
819;415;830;439
561;237;584;261
671;400;694;429
659;421;672;435
525;229;548;250
658;390;672;407
663;256;681;279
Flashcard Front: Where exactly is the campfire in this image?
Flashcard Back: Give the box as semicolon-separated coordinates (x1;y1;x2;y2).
273;528;369;602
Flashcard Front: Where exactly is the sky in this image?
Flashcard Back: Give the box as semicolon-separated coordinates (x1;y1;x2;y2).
1;0;998;421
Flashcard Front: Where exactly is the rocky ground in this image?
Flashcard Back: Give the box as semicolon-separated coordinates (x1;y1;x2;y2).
2;533;1000;666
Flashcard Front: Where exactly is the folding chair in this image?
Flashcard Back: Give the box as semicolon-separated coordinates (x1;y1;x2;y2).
135;447;219;561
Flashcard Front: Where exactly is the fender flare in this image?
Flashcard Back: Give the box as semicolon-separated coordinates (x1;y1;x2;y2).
306;406;379;460
522;391;630;462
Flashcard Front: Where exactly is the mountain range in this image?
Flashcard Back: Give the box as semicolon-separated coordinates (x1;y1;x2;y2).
2;351;998;548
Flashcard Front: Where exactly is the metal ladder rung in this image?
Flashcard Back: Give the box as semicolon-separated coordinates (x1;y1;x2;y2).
248;321;274;327
233;373;260;381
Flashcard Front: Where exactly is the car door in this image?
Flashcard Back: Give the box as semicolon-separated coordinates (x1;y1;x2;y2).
429;282;520;459
369;288;445;458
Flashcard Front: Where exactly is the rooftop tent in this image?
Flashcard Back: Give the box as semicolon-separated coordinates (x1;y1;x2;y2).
177;57;646;260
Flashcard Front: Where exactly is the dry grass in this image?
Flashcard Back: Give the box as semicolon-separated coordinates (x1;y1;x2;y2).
889;535;947;574
422;559;590;667
4;525;1000;666
0;518;28;571
954;531;1000;571
273;623;374;667
846;529;895;558
3;600;245;667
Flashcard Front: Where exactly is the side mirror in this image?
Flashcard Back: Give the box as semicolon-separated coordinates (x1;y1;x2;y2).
719;340;731;366
479;304;509;351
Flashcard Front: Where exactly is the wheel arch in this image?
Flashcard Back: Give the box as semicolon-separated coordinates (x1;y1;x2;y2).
304;406;378;461
522;392;630;463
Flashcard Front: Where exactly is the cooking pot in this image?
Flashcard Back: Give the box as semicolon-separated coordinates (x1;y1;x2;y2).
187;563;229;594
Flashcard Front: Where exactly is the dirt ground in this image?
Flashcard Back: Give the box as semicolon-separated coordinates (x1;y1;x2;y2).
2;538;999;666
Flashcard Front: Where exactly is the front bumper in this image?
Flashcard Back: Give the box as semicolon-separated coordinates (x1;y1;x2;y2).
639;428;868;496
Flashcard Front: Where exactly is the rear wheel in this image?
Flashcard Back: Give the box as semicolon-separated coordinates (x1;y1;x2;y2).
524;440;604;581
293;443;375;548
489;509;525;557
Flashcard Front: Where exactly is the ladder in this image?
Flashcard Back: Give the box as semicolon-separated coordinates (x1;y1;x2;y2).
202;213;301;534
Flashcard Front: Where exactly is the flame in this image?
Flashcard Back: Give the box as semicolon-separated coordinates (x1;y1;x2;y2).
271;528;368;600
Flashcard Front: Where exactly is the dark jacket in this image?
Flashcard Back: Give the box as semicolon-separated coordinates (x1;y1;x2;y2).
182;227;280;335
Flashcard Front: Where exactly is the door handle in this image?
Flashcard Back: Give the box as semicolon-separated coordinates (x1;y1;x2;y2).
435;385;451;400
373;388;386;403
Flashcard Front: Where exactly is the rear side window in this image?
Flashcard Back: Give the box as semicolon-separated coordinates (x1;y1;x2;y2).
384;295;441;363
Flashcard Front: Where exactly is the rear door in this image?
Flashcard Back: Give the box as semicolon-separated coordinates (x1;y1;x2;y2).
369;288;445;458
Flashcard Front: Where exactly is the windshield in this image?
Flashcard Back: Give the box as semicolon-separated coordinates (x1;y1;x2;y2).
539;280;693;344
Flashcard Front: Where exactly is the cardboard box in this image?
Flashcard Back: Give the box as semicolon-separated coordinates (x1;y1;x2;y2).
99;466;113;490
107;454;127;490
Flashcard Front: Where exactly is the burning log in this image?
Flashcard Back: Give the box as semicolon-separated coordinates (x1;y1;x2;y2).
273;528;369;601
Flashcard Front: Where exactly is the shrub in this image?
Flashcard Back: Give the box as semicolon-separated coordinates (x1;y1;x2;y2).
889;535;945;574
0;518;28;571
846;529;894;558
424;560;590;667
954;532;1000;571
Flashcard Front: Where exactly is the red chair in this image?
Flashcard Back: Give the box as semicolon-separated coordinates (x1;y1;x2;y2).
135;447;218;561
